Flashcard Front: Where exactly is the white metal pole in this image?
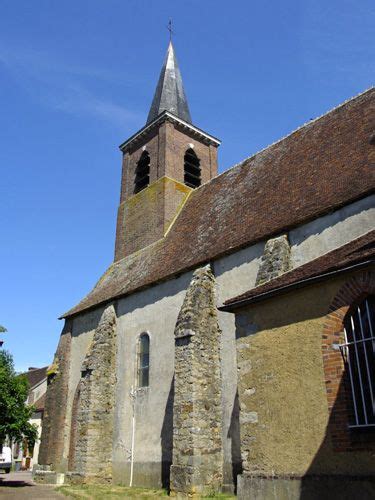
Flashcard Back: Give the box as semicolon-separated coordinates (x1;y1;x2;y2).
129;386;136;488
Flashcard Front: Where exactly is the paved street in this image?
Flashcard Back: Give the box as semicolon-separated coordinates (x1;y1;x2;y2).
0;471;66;499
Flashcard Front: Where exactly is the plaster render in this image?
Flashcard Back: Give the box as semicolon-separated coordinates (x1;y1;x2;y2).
234;273;375;478
290;194;375;267
112;271;194;487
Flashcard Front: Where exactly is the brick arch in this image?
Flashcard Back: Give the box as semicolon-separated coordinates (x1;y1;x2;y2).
322;270;375;451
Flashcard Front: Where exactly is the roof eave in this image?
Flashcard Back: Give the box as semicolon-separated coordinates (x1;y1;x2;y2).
220;259;374;312
119;111;221;152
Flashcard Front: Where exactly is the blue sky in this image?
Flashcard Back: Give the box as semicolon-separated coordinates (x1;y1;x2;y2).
0;0;374;371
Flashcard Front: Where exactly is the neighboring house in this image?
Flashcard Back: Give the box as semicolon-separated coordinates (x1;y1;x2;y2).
36;39;375;498
13;367;47;470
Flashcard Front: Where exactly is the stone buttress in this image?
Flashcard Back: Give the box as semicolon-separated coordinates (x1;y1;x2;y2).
170;265;223;496
68;304;117;483
38;320;72;472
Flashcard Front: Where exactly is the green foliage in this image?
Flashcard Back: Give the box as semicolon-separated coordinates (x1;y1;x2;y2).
0;325;7;333
46;357;59;377
0;350;38;449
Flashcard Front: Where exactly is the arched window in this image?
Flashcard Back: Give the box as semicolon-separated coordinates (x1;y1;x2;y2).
137;333;150;387
184;148;201;188
134;151;150;194
341;296;375;427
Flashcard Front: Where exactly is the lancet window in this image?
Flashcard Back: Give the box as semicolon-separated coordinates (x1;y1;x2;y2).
137;333;150;387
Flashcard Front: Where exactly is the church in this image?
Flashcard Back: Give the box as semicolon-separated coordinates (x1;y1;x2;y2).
36;40;375;499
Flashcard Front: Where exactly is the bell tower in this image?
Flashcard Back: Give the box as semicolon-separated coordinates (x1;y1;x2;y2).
114;41;221;261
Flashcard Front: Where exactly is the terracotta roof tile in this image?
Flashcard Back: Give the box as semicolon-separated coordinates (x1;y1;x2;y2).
33;393;46;412
222;230;375;309
22;367;48;389
63;88;375;318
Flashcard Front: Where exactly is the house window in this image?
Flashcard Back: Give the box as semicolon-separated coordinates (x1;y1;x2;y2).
340;296;375;428
134;151;150;194
137;333;150;387
184;148;201;188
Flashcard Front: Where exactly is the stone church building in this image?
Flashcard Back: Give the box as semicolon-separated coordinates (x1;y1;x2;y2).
37;41;375;498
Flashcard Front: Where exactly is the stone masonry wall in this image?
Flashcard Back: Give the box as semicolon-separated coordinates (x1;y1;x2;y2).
70;304;117;483
38;320;72;470
255;234;291;286
170;265;223;496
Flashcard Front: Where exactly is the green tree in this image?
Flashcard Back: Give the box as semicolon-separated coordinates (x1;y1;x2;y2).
0;350;38;451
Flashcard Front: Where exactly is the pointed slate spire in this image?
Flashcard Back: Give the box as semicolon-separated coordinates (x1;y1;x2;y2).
146;41;192;125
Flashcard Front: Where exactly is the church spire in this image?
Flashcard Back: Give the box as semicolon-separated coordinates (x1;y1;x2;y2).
146;41;192;125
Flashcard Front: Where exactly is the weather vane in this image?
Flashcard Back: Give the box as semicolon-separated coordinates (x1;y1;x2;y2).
167;19;174;41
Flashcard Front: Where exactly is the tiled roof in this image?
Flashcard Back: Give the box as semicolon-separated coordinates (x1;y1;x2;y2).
221;230;375;310
63;88;375;318
23;366;47;389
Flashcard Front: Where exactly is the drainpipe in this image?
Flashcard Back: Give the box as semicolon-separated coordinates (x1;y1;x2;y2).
129;385;137;487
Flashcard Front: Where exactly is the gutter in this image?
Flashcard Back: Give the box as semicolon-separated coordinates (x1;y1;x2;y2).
219;259;374;312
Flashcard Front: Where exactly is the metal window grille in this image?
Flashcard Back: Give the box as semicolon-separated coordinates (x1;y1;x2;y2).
339;296;375;428
137;333;150;388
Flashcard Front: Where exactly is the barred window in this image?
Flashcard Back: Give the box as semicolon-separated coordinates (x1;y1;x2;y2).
134;151;150;194
340;296;375;428
137;333;150;388
184;148;201;188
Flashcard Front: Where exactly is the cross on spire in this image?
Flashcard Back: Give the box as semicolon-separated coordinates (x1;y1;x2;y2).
167;19;174;41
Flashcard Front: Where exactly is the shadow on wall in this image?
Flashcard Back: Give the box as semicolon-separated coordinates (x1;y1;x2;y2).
233;280;375;499
159;378;243;493
160;377;174;490
299;370;375;500
228;390;243;493
68;381;82;471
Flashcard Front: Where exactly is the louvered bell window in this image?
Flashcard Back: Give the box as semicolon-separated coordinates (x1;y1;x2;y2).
134;151;150;194
184;148;201;188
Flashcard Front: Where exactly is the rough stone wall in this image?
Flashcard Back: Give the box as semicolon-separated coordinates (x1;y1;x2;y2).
255;234;291;286
71;304;117;482
170;265;223;496
38;320;72;470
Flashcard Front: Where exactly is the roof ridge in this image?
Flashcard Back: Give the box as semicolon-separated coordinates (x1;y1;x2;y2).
202;86;374;188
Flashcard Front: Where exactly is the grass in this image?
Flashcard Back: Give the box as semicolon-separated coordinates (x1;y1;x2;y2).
57;484;168;499
56;484;235;499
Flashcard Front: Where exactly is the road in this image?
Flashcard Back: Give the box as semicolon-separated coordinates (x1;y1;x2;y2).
0;471;66;499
